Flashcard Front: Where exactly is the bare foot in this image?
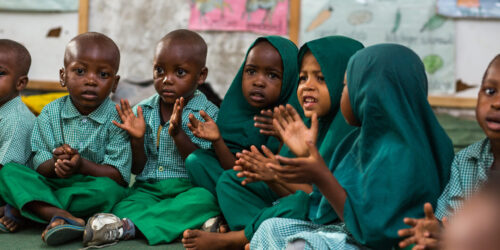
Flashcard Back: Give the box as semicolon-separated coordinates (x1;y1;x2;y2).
245;243;250;250
219;223;229;233
182;229;247;250
0;205;22;232
41;211;84;240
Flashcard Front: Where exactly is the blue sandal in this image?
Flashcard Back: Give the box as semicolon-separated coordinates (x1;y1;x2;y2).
43;215;85;246
0;204;25;233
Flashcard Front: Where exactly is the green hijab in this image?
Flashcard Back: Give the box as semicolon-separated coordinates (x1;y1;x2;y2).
216;36;298;153
280;36;363;166
310;44;454;249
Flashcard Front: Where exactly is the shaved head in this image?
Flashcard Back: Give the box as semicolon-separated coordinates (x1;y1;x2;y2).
0;39;31;76
64;32;120;72
156;29;207;68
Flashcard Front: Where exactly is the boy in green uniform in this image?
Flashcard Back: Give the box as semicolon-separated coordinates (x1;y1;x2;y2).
0;39;36;232
82;29;219;246
0;32;131;245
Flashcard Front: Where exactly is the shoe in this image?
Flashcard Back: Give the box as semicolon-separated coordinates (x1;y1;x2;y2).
201;215;226;233
83;213;135;247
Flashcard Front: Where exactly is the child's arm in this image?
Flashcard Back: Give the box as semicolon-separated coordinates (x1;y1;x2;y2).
188;110;236;170
169;97;199;159
273;104;318;157
112;99;147;175
269;142;347;219
397;203;444;250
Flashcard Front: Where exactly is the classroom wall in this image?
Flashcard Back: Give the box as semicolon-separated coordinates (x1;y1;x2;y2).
88;0;261;98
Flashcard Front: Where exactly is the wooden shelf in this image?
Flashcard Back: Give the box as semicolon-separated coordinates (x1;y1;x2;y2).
428;96;477;108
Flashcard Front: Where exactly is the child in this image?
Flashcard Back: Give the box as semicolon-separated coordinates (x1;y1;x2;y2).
182;36;364;250
250;44;454;250
398;54;500;250
0;32;131;245
0;39;35;232
82;29;220;246
184;36;298;195
441;174;500;250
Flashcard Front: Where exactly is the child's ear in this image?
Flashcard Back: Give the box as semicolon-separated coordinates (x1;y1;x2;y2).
197;67;208;86
59;68;66;87
111;75;120;93
15;75;29;92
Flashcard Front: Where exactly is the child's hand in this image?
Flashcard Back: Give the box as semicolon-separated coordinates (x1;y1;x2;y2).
187;110;220;142
169;97;185;137
112;99;146;139
234;145;278;185
268;141;328;184
254;109;281;140
273;104;318;157
54;147;82;178
398;203;443;250
52;144;73;161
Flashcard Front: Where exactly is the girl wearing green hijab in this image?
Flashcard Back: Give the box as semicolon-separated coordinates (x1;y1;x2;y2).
250;44;454;250
185;36;298;195
181;36;363;250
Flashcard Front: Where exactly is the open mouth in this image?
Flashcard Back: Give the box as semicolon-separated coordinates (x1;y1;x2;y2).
249;91;265;103
302;96;318;109
486;117;500;131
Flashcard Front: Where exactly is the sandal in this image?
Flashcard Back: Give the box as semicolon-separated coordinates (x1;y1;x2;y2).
43;215;85;246
0;204;25;233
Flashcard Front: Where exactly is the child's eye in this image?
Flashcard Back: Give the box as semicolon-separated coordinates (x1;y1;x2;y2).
176;68;186;77
299;75;307;83
268;72;280;80
155;67;164;75
100;72;110;78
485;87;496;96
74;68;85;75
245;68;256;75
317;75;325;82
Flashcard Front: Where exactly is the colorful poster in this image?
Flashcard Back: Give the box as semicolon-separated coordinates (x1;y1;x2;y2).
189;0;288;35
437;0;500;18
300;0;455;94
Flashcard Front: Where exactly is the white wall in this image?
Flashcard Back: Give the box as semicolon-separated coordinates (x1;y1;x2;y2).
455;19;500;92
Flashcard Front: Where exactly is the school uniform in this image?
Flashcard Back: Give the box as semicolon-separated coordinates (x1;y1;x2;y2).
0;96;36;166
216;36;363;241
185;36;298;195
0;96;131;223
111;90;220;245
251;44;455;250
435;138;492;219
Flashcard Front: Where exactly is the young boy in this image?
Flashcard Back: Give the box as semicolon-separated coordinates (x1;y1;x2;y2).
398;54;500;249
0;32;131;245
82;29;220;246
0;39;35;232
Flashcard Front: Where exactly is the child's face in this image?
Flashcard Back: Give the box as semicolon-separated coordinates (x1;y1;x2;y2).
297;51;330;118
340;73;360;126
476;61;500;141
0;51;25;107
61;44;119;115
241;41;283;108
442;194;500;250
153;41;207;105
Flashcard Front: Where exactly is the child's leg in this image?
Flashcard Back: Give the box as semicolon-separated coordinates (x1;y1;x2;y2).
185;149;224;195
114;179;219;245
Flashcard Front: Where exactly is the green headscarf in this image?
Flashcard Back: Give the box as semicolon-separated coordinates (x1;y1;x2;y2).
217;36;298;153
280;36;363;166
311;44;454;249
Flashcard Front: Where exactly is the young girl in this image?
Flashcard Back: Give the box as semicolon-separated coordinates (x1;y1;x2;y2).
182;36;364;249
184;36;298;195
250;44;454;249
